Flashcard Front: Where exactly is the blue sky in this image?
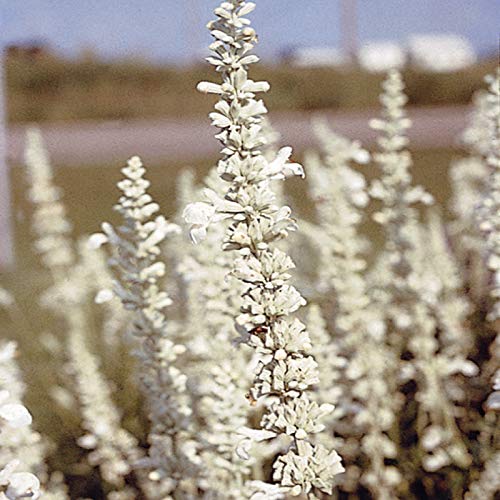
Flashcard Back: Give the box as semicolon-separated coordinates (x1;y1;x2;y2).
2;1;498;62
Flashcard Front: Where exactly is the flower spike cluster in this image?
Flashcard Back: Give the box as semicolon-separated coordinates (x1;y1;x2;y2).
177;169;254;498
184;2;343;497
477;71;500;322
306;122;401;497
24;129;137;498
0;342;41;500
371;71;471;474
91;156;200;498
24;128;74;271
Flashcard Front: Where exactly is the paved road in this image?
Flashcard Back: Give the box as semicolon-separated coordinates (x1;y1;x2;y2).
7;105;469;167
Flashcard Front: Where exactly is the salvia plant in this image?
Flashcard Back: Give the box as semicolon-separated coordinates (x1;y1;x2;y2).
184;2;345;497
1;2;499;499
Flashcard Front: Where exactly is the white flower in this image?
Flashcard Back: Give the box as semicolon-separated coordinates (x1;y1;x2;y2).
354;148;371;164
0;403;32;428
95;289;114;304
263;147;304;179
197;81;223;94
88;232;108;250
5;472;40;500
0;462;40;500
235;427;277;460
183;202;216;244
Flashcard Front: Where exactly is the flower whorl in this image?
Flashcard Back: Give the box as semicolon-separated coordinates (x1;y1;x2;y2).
184;1;343;497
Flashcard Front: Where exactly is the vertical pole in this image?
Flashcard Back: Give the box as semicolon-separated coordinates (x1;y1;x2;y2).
341;0;358;60
0;41;14;269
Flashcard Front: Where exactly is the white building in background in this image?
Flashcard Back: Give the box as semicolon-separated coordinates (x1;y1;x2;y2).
285;34;476;73
407;34;477;72
357;41;406;72
288;47;349;68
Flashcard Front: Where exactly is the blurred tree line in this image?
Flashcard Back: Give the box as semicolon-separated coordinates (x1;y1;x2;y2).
5;50;497;123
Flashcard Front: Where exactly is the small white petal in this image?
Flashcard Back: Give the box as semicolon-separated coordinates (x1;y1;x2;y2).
95;289;114;304
190;225;208;245
88;233;108;250
283;162;305;178
354;149;371;164
0;404;32;428
77;434;98;449
197;81;223;94
183;202;215;225
6;472;40;500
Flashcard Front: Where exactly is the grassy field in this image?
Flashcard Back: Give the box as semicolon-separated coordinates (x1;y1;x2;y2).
6;54;497;123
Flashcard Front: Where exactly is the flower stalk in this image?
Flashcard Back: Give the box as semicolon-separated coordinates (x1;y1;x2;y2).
184;2;343;497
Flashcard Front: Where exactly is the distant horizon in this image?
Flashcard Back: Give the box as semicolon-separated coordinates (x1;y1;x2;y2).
3;1;498;63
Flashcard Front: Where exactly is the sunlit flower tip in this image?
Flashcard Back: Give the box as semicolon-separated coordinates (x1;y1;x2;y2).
6;472;40;500
420;192;434;205
197;81;222;94
88;233;108;250
354;149;371;164
95;289;114;304
127;155;143;169
0;403;32;428
267;147;304;178
239;2;257;16
320;403;336;415
458;360;479;377
77;434;98;450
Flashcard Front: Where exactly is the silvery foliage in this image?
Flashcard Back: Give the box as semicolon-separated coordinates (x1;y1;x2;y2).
308;119;370;299
449;157;489;299
183;2;343;497
78;241;127;349
475;74;500;478
424;212;477;373
66;243;145;498
476;71;500;322
306;123;401;497
371;70;471;473
449;91;492;302
0;342;40;500
305;305;344;446
177;169;254;499
24;130;135;498
23;129;77;499
91;156;200;498
24;128;74;271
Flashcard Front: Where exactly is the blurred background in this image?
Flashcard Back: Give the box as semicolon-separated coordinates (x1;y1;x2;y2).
0;0;498;269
